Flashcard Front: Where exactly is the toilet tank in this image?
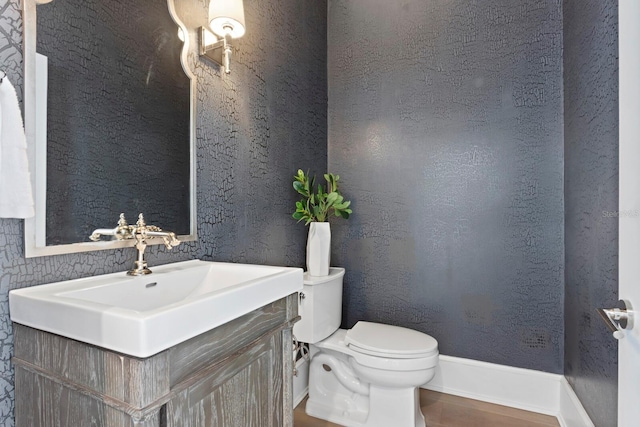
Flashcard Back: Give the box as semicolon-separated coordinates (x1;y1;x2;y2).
292;267;345;344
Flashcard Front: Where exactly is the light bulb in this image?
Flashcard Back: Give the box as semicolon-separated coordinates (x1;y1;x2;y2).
208;0;245;39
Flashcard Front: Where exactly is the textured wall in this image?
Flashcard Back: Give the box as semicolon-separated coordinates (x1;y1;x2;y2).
563;0;618;425
0;0;327;424
328;0;565;372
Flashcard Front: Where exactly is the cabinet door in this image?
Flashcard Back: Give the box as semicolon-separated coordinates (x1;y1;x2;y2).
165;331;287;427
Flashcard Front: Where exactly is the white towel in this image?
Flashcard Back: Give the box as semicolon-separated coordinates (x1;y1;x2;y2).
0;76;35;219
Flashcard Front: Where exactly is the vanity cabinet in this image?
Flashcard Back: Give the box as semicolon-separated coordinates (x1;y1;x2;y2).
13;294;298;427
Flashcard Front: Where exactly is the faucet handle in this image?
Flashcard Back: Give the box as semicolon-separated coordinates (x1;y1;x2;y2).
162;233;181;249
136;213;146;228
117;213;129;227
114;213;134;240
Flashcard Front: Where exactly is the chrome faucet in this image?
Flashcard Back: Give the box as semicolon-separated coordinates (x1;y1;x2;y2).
90;213;181;276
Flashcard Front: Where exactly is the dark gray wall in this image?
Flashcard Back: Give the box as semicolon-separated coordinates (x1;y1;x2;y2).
0;0;327;424
328;0;565;373
563;0;618;425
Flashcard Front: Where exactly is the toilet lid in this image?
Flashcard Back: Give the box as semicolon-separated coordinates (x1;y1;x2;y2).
345;321;438;359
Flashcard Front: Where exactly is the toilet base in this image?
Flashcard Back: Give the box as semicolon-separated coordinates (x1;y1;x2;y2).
306;396;369;427
366;387;426;427
306;345;428;427
306;388;426;427
306;386;426;427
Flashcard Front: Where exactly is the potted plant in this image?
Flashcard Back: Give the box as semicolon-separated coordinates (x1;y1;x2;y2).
292;169;352;276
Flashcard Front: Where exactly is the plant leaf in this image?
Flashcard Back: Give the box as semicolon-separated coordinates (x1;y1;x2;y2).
293;181;306;194
326;192;339;205
334;200;350;209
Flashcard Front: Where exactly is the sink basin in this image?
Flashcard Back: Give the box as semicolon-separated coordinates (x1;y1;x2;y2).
9;260;303;357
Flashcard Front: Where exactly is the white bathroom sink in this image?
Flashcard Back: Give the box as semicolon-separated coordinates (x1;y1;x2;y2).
9;260;303;357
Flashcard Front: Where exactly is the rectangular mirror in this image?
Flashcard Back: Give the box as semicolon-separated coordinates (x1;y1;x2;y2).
23;0;197;257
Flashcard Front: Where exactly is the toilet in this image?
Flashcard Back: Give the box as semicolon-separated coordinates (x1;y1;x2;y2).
293;268;439;427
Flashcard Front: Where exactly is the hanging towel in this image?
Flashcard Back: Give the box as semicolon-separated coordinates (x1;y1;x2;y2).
0;76;35;218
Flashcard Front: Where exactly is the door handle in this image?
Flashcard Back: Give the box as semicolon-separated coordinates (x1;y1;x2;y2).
597;299;634;340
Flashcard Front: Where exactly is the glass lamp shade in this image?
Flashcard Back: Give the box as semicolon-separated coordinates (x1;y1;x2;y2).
209;0;245;38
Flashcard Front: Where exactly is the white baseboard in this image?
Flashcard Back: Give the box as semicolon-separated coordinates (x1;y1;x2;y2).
423;355;594;427
558;377;595;427
293;357;309;408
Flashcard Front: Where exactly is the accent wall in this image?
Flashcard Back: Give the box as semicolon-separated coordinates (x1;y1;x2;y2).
328;0;565;373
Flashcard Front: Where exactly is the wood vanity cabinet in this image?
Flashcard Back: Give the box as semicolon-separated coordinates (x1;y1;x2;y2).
13;294;298;427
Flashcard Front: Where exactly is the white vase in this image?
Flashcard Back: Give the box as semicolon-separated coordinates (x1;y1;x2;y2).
306;222;331;276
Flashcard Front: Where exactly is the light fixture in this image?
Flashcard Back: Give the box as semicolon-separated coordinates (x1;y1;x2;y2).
200;0;245;74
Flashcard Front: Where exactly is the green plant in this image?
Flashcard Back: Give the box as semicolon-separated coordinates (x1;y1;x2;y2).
292;169;352;225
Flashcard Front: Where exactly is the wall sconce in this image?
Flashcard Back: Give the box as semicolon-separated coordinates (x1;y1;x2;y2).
200;0;245;74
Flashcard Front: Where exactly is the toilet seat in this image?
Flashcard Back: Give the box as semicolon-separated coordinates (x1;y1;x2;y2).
345;321;438;359
349;344;438;371
315;328;439;372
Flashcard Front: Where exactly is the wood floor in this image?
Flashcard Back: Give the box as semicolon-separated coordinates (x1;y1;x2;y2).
294;389;560;427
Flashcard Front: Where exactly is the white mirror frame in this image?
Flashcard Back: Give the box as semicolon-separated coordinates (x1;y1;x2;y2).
22;0;197;258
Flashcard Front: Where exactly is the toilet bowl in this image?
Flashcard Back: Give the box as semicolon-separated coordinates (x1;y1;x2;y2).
293;268;439;427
